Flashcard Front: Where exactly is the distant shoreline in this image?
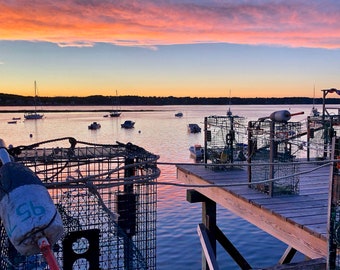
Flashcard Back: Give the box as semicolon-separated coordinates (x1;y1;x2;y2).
0;109;167;113
0;93;338;106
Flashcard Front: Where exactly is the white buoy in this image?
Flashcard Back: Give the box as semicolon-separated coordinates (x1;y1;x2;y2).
269;110;291;122
0;161;64;256
269;110;305;123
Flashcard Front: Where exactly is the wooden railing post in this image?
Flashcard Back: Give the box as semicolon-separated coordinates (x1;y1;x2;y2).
327;136;340;269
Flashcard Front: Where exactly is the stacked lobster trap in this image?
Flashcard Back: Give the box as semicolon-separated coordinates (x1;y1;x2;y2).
204;114;248;165
247;113;303;196
0;137;160;270
204;110;304;196
307;113;340;160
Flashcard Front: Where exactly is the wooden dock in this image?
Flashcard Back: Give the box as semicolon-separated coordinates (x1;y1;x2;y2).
177;161;332;269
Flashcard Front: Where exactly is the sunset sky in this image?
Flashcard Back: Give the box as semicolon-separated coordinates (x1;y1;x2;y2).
1;0;340;98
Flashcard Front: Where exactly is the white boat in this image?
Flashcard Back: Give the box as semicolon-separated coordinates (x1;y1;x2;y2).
121;120;135;129
311;106;320;117
188;123;201;133
110;110;121;117
189;144;204;160
310;86;320;117
24;81;44;120
110;90;121;117
24;111;44;120
88;121;101;130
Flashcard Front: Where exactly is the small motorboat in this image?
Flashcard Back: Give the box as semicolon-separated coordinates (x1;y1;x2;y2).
110;110;121;117
121;120;135;129
175;112;183;117
88;121;101;130
188;123;201;133
189;144;204;160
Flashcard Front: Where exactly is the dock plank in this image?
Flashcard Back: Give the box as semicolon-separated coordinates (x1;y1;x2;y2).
177;162;331;260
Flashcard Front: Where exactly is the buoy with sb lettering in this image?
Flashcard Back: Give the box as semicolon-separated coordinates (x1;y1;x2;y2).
0;149;64;257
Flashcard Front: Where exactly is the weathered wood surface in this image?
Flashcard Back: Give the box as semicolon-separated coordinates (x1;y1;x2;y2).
263;258;326;269
177;162;331;259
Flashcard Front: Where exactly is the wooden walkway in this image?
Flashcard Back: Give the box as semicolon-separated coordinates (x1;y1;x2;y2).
177;161;332;265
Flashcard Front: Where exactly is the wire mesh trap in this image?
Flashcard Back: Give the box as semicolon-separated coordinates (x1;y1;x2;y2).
205;115;247;166
0;137;160;270
247;120;302;196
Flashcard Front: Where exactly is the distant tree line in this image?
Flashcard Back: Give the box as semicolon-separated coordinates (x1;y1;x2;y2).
0;93;338;106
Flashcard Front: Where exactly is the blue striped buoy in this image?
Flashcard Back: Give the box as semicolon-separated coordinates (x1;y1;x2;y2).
0;162;64;256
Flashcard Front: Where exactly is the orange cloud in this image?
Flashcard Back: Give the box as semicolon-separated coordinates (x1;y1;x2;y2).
1;0;340;49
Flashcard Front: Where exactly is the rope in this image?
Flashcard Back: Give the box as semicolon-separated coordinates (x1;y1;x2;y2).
43;160;332;189
5;137;335;189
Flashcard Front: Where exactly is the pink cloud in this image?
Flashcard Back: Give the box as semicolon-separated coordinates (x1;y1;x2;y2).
1;0;340;49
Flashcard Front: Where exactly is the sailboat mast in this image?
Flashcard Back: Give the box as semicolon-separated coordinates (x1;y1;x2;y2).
34;81;37;113
227;89;232;117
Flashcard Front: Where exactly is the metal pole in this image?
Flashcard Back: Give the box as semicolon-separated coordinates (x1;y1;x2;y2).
269;121;275;197
327;137;339;269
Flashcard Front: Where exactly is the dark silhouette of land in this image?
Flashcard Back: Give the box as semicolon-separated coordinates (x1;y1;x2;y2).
0;93;336;107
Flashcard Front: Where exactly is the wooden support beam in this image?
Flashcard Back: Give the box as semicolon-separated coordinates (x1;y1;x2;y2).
187;189;217;270
278;246;297;265
197;223;220;270
202;194;216;270
187;189;207;203
215;225;251;270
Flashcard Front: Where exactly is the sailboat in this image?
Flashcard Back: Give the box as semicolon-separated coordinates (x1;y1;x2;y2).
310;85;320;117
110;90;121;117
24;81;44;120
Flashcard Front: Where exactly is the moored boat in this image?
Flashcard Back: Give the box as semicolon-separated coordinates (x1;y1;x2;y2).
110;110;121;117
189;144;204;160
110;90;122;117
188;123;201;133
24;81;44;120
121;120;135;129
24;112;44;120
88;121;101;130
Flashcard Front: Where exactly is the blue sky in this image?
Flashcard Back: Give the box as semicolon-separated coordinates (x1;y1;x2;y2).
1;0;340;98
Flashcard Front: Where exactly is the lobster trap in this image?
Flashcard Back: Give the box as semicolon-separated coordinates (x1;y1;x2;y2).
204;115;247;165
307;114;340;160
0;137;160;270
247;120;302;196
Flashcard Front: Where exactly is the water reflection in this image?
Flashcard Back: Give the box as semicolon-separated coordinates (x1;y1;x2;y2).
0;104;316;269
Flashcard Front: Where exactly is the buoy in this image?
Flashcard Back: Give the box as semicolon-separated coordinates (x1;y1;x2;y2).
0;159;64;256
269;110;291;122
269;110;304;123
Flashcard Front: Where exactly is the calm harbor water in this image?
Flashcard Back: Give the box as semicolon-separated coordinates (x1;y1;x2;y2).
0;104;316;269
